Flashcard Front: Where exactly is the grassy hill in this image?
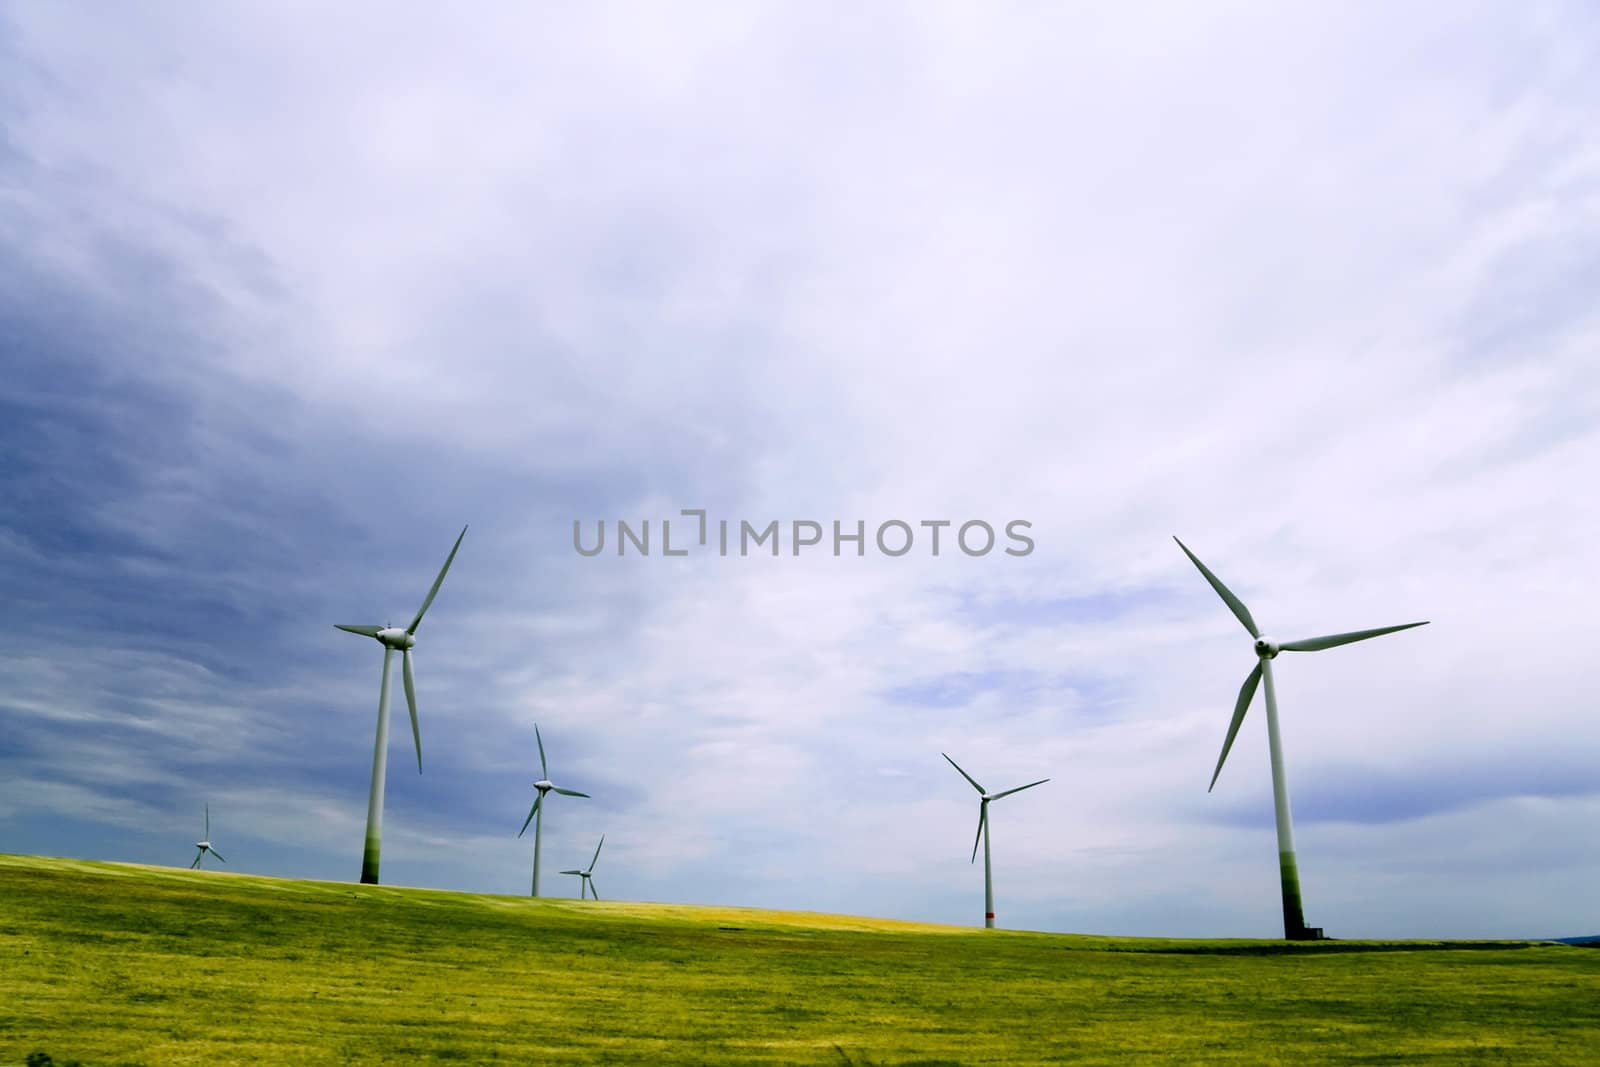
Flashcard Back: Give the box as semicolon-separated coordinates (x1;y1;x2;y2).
3;854;1597;1065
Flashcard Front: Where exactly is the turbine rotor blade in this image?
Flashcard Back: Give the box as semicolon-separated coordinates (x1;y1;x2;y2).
589;880;599;901
560;869;583;875
590;834;605;870
408;525;467;635
1210;662;1263;792
1174;537;1261;638
552;787;589;798
402;650;422;773
535;724;548;781
210;849;226;864
1278;621;1430;653
205;804;209;839
335;624;385;638
989;778;1050;801
191;851;202;869
943;753;987;795
518;796;541;838
970;803;987;864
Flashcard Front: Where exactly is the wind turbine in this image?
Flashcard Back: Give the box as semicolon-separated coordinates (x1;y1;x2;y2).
942;753;1048;929
190;804;226;869
518;723;590;897
560;834;605;900
336;524;467;885
1175;535;1428;940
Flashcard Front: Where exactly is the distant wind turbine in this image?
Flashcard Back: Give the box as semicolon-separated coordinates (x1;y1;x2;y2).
1175;535;1429;940
190;804;226;869
336;524;467;885
943;753;1048;929
561;834;605;900
519;723;590;897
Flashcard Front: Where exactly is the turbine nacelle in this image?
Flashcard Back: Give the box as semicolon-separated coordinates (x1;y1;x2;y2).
534;779;554;792
1253;637;1280;659
377;628;417;650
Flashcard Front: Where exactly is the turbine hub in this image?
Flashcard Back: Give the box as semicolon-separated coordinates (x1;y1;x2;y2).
534;780;553;792
378;627;416;649
1254;636;1280;658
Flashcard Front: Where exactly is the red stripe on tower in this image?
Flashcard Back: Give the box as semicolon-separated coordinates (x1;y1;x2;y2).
985;912;995;919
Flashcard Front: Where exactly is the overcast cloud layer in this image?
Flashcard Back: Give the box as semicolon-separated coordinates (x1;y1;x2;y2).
2;2;1597;938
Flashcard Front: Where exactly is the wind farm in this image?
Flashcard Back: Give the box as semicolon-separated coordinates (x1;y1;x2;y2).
8;515;1574;1066
7;6;1598;1063
5;481;1592;1067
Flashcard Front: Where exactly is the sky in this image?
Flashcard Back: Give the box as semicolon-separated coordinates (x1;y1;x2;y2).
1;2;1597;939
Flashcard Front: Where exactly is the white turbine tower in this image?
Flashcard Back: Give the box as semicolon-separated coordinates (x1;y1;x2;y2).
560;834;605;900
190;804;226;869
336;524;467;885
943;753;1048;929
1175;535;1429;940
518;723;590;897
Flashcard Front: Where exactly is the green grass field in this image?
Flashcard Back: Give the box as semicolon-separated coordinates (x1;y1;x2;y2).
3;854;1597;1065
